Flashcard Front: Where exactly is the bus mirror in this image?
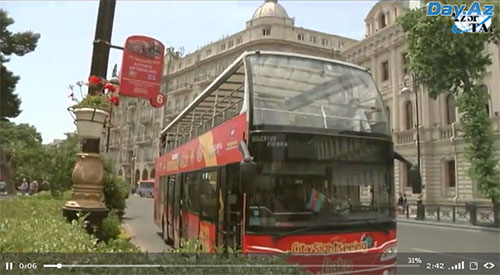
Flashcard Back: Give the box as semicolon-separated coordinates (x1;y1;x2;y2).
240;161;257;194
409;166;422;194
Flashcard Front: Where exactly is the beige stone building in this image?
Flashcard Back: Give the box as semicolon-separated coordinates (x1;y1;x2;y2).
103;0;500;203
103;0;357;188
342;0;500;203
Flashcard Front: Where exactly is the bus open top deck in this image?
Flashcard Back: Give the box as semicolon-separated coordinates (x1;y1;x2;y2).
154;51;421;274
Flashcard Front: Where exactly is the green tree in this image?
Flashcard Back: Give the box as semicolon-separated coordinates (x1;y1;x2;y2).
44;133;80;197
0;9;40;121
399;1;500;203
0;121;49;193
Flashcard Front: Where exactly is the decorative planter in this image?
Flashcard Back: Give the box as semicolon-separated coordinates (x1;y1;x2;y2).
71;107;109;138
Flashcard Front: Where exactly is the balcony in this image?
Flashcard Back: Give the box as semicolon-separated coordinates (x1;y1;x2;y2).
119;155;130;164
437;125;454;140
136;134;151;145
171;82;192;93
394;129;416;144
194;74;214;85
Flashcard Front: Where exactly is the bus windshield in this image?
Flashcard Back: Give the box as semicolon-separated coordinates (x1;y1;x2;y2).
248;54;389;134
139;181;154;189
248;162;394;232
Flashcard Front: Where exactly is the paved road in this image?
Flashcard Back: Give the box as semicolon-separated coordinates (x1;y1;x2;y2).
397;222;499;253
124;195;499;254
123;195;170;252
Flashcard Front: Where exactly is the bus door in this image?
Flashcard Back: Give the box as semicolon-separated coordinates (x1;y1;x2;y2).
225;164;242;249
199;169;219;251
181;174;189;239
161;177;168;241
217;167;227;248
167;175;175;242
183;172;200;240
173;173;182;248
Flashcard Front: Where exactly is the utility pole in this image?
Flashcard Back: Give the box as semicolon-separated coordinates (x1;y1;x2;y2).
83;0;117;154
89;0;116;88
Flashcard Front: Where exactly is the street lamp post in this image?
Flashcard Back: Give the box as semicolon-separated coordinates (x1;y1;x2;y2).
402;73;425;219
401;73;421;172
131;154;137;192
62;0;116;229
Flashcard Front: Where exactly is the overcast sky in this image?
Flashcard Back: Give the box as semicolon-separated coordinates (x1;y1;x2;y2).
3;0;377;143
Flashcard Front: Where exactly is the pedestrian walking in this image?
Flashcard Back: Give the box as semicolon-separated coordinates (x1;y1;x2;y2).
20;178;29;195
403;193;408;214
398;193;404;214
29;180;39;195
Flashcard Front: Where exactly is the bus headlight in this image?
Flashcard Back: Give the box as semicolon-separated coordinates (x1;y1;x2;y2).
380;245;397;261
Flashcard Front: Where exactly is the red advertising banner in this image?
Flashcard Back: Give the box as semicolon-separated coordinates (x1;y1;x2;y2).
156;113;247;176
119;35;166;107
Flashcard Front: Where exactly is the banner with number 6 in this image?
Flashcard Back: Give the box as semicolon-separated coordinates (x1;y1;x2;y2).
150;93;166;108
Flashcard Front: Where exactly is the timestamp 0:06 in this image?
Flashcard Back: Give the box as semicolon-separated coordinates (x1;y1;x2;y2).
19;263;38;270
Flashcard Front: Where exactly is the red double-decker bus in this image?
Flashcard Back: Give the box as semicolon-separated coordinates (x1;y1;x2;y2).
154;51;420;274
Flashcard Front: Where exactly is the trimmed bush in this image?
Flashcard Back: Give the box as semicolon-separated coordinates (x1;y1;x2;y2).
97;212;121;242
102;174;128;215
0;192;138;253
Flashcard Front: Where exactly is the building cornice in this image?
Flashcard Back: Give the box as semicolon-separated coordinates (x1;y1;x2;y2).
164;38;341;80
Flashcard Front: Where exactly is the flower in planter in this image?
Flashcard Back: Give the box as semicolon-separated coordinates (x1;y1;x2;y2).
104;83;116;93
88;75;103;86
68;75;120;110
109;96;119;106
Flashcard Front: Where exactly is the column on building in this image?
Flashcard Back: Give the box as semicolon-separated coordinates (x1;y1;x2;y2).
390;47;398;132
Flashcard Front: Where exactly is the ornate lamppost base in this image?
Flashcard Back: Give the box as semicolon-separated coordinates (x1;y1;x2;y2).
62;206;109;234
63;152;109;233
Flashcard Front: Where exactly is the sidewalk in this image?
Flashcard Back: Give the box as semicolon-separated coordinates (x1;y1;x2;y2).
397;217;500;232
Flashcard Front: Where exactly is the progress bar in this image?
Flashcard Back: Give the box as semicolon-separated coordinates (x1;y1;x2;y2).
43;263;416;268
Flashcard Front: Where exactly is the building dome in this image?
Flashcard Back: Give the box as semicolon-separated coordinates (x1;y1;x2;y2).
252;0;289;20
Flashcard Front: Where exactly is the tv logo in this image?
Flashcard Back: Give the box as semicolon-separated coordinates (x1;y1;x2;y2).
426;2;494;33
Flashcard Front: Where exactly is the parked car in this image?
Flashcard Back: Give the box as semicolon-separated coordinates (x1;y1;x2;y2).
136;180;154;198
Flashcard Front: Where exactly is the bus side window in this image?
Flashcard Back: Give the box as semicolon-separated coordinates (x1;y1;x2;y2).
200;171;218;222
186;172;200;213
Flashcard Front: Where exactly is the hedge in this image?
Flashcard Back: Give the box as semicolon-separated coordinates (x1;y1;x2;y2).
0;193;308;274
0;192;138;253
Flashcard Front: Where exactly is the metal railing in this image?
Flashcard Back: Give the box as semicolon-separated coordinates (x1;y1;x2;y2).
398;202;499;228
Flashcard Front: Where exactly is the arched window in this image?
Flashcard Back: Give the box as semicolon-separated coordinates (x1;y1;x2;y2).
379;13;387;29
184;96;189;108
150;169;156;179
402;162;411;187
445;94;456;124
134;169;140;183
175;100;180;111
142;169;148;180
405;101;414;130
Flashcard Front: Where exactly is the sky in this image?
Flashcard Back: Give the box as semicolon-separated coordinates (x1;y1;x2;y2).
3;0;377;144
